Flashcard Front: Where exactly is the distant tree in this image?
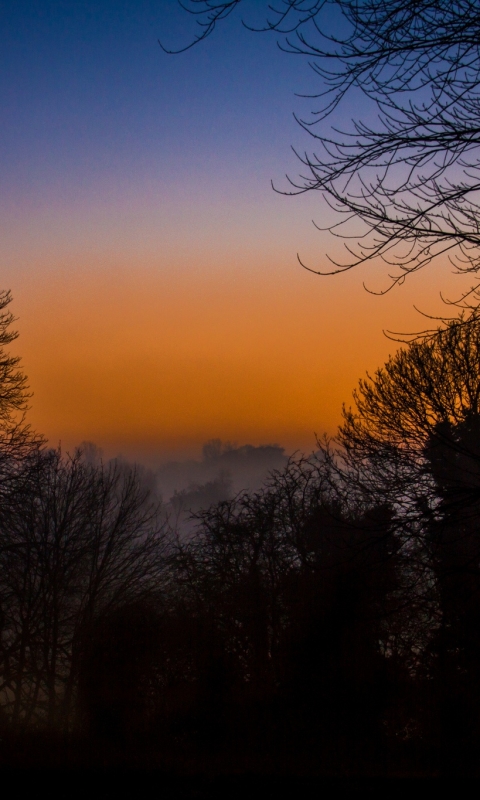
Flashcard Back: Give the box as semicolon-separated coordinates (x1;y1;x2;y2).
170;1;480;295
170;474;232;517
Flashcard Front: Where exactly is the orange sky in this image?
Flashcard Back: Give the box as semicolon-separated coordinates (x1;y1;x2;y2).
9;248;467;464
3;5;471;464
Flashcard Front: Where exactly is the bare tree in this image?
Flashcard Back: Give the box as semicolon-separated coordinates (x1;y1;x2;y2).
0;290;39;475
171;453;401;734
170;1;480;296
0;290;29;422
332;315;480;748
337;314;480;494
334;314;480;608
0;448;169;731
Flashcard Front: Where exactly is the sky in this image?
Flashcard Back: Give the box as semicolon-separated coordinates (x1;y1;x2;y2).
0;0;467;463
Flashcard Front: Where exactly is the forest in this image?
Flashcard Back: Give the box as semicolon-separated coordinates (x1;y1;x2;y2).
1;287;480;777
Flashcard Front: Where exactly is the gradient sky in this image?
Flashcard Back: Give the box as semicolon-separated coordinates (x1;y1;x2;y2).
0;0;467;462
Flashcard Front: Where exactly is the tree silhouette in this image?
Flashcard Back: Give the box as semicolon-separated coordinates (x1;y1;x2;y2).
335;313;480;767
78;601;163;743
4;282;480;771
0;290;39;470
169;455;404;761
338;314;480;506
0;448;168;731
170;1;480;294
423;415;480;768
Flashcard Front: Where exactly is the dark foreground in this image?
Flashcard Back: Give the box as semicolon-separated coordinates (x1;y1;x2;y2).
0;724;475;783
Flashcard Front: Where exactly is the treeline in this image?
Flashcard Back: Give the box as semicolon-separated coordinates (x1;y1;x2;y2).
2;289;480;774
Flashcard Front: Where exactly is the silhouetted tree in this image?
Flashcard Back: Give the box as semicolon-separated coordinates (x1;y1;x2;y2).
336;314;480;766
0;291;29;425
0;448;169;731
338;315;480;503
170;1;480;294
170;454;403;756
0;290;42;731
282;500;401;749
78;601;163;743
422;415;480;767
0;290;40;472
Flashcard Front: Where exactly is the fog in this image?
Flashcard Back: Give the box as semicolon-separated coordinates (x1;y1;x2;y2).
77;437;289;531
